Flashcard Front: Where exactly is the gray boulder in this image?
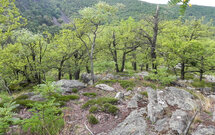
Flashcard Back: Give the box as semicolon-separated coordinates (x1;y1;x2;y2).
109;108;147;135
169;109;189;134
127;93;143;109
95;84;115;91
192;125;215;135
29;94;45;101
115;92;124;100
81;73;102;83
135;71;149;78
164;87;197;111
155;117;169;132
213;105;215;122
56;80;86;89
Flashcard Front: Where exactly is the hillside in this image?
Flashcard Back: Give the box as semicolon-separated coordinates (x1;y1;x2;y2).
15;0;215;33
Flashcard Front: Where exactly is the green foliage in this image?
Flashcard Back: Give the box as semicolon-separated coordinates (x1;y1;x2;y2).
14;95;29;100
0;102;20;134
82;97;118;109
191;79;213;88
54;94;80;102
89;106;99;113
72;88;78;93
22;99;64;135
102;103;119;115
145;68;177;85
14;100;36;109
97;80;135;89
87;114;99;125
140;91;148;98
83;92;97;98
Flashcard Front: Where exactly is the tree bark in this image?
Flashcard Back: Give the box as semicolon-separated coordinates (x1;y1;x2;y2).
151;5;160;70
181;62;185;80
120;52;126;72
74;68;80;80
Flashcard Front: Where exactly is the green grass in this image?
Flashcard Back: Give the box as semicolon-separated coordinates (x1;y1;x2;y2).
102;103;119;115
140;91;148;98
83;92;97;98
97;80;135;89
82;97;118;109
89;106;99;113
72;88;78;93
87;114;99;125
191;79;214;88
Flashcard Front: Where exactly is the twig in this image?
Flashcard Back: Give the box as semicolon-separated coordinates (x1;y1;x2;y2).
84;121;94;135
183;111;199;135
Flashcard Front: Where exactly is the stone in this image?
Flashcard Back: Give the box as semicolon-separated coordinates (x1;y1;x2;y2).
164;87;197;111
135;71;149;78
169;109;189;134
204;75;215;83
192;125;215;135
127;93;143;109
95;84;115;91
200;87;212;95
29;94;45;101
213;105;215;122
23;92;35;97
155;117;169;132
115;92;124;100
81;73;102;83
109;108;147;135
147;102;164;123
55;80;86;89
146;87;157;104
124;91;132;96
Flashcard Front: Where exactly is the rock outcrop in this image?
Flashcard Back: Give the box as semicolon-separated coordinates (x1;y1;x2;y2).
95;84;115;91
109;108;147;135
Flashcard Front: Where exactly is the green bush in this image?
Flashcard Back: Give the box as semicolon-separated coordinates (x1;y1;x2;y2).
145;68;177;86
22;100;64;135
82;97;118;109
14;100;37;108
83;92;97;98
72;88;78;93
126;87;133;91
89;106;99;113
14;95;29;100
0;102;21;134
97;80;135;89
140;91;148;97
102;103;119;115
87;114;99;125
191;79;213;88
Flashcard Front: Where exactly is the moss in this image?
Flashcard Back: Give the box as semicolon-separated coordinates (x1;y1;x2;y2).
14;100;36;108
191;80;213;88
72;88;78;93
55;95;80;102
83;92;97;98
82;97;118;109
126;87;133;91
15;95;29;100
87;114;99;125
97;80;135;89
140;91;148;97
102;103;119;115
89;106;99;113
142;82;157;89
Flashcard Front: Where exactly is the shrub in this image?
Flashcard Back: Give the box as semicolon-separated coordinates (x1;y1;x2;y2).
89;106;99;113
126;87;133;91
97;80;135;89
145;68;177;86
14;100;36;108
0;102;20;134
102;103;119;115
140;91;148;97
87;114;99;125
191;79;213;88
72;88;78;93
83;92;97;98
14;95;29;100
22;99;64;135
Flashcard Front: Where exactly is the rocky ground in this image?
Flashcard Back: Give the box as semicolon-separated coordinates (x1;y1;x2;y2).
9;72;215;135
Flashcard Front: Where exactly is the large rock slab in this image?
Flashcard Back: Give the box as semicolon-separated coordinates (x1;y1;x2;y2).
55;80;86;89
192;125;215;135
109;108;147;135
127;93;143;109
155;117;169;132
163;87;197;111
95;84;115;91
169;109;189;134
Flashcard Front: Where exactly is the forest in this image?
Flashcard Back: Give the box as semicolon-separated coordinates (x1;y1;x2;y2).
0;0;215;135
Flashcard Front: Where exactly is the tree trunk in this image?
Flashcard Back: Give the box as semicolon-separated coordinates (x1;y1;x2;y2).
181;62;185;80
58;69;62;80
146;64;149;71
199;56;204;81
120;52;126;72
132;62;137;71
140;64;144;71
151;5;160;70
74;68;80;80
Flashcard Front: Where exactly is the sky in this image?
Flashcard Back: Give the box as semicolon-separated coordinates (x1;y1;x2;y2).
139;0;215;7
